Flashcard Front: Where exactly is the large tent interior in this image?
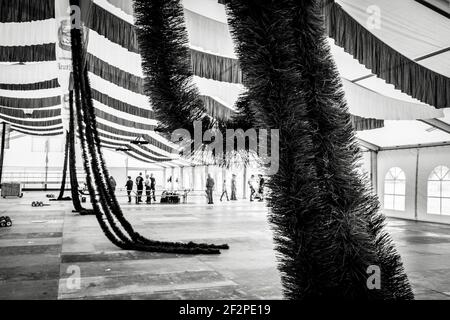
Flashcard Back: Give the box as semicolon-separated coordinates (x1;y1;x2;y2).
0;0;450;301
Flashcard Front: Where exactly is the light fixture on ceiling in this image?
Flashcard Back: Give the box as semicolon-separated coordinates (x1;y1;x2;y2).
130;136;149;145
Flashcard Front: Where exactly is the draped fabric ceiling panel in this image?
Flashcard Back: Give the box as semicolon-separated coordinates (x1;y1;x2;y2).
0;0;449;166
0;0;181;166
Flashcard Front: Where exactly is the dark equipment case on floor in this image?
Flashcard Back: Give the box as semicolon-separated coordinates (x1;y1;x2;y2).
1;182;23;198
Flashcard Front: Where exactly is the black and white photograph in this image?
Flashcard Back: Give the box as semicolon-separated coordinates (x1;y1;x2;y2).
0;0;449;307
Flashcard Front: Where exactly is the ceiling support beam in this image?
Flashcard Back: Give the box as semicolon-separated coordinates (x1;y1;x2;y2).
420;118;450;135
378;141;450;152
357;138;380;152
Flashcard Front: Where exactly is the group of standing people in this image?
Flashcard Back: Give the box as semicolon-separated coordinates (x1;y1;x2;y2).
111;171;264;205
126;173;156;204
206;173;263;204
205;173;238;205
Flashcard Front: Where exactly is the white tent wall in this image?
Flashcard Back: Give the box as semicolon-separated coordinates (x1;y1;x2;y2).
0;134;252;200
0;134;156;190
376;145;450;224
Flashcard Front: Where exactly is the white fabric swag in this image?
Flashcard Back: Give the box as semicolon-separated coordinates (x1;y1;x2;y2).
184;8;236;58
341;79;444;120
337;0;450;76
87;30;144;77
93;100;158;126
0;19;57;46
94;0;134;25
0;62;59;84
0;88;61;99
88;73;150;110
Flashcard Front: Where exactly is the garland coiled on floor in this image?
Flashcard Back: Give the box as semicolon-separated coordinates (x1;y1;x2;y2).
69;0;228;254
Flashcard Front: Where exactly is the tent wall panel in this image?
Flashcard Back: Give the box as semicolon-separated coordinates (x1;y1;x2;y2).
377;146;450;224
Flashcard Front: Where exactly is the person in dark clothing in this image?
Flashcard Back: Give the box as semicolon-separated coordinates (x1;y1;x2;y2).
150;173;156;201
136;172;144;203
258;174;265;202
109;176;117;192
125;176;133;203
231;174;237;200
248;175;256;202
206;173;215;204
220;179;229;202
145;174;152;204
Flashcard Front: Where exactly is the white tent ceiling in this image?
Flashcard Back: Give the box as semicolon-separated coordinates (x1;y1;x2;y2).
0;0;449;160
185;0;450;148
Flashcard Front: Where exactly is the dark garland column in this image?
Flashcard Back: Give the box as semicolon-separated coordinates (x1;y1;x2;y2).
224;0;413;299
285;0;413;299
56;131;69;200
134;0;258;169
68;90;92;214
133;0;213;138
0;122;6;186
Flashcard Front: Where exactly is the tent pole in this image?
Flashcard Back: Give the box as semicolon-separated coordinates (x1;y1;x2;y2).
44;138;49;191
414;148;420;221
0;122;6;186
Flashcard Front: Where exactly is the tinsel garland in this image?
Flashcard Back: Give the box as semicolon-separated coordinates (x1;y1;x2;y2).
133;0;215;137
56;131;69;200
287;0;412;299
134;0;255;168
70;0;228;254
224;0;413;299
68;90;93;215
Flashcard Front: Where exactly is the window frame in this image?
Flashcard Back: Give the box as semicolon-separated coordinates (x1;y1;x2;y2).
384;167;406;212
427;165;450;216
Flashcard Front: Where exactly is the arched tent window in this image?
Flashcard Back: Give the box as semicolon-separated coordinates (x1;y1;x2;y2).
427;166;450;216
384;167;406;211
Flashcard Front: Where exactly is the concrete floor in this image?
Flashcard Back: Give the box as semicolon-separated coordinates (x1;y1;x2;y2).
1;191;450;300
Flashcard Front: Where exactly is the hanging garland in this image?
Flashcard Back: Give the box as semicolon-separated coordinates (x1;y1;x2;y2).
68;90;93;215
133;0;214;138
134;0;256;168
223;0;413;299
285;0;412;299
69;0;228;254
56;131;70;201
134;0;412;299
